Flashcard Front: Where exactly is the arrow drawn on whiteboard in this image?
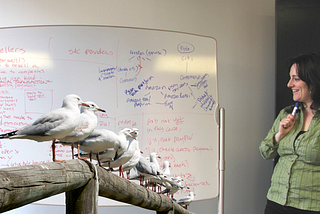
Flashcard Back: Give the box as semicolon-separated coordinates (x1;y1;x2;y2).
155;100;174;110
188;86;199;109
135;55;143;76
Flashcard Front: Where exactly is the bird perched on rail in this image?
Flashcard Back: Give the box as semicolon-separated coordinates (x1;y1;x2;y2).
75;128;135;166
161;176;189;199
176;192;195;210
0;94;88;162
58;101;106;158
110;129;143;179
75;128;139;165
147;160;170;190
130;152;161;187
101;129;141;179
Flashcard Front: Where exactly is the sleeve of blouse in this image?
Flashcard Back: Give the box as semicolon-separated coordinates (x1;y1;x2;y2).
259;110;285;160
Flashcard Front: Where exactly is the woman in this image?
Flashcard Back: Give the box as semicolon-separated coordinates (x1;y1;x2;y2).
260;52;320;214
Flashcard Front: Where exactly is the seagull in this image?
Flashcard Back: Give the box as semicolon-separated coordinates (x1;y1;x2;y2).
111;148;143;179
75;128;139;166
0;94;87;162
161;176;189;199
176;192;195;210
149;160;171;193
160;160;171;175
58;101;106;159
101;130;140;179
111;129;142;179
76;128;135;166
157;161;183;185
130;152;161;187
137;152;161;177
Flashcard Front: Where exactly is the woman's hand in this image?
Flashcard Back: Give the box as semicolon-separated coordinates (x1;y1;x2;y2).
274;114;296;144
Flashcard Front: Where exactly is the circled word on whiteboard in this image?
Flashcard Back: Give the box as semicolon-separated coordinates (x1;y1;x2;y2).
177;42;195;53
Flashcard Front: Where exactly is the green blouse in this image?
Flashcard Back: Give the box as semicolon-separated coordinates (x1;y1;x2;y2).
260;105;320;211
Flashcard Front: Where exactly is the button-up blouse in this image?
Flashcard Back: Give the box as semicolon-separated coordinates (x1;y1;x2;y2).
260;105;320;211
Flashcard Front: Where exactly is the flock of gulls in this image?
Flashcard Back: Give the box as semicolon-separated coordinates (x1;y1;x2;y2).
0;94;195;210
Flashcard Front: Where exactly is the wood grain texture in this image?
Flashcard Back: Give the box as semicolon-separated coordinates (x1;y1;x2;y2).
0;159;195;214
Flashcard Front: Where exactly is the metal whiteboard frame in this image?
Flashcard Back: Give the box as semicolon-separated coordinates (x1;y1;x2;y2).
218;107;225;214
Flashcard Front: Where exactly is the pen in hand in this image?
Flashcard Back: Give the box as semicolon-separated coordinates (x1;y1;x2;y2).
292;102;299;116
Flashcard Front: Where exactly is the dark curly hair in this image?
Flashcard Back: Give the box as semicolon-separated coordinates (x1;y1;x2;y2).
288;52;320;110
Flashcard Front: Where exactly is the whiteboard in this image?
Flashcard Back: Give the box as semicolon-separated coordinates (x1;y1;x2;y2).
0;26;218;205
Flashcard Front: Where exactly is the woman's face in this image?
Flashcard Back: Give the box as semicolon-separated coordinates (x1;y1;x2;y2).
287;63;313;105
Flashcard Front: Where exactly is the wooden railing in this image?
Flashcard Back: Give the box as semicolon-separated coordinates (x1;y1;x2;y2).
0;159;195;214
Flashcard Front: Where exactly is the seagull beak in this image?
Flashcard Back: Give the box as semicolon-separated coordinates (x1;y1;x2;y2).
140;150;143;154
97;108;106;112
129;135;136;140
81;102;89;107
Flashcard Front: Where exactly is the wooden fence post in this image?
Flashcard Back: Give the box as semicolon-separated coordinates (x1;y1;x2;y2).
66;162;98;214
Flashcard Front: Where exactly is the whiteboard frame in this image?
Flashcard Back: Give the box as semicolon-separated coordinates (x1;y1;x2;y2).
219;107;225;214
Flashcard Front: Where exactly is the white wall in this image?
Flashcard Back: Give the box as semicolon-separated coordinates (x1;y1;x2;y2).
0;0;276;213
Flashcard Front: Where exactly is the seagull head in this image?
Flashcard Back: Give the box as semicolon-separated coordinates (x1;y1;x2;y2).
62;94;87;108
80;101;106;113
120;128;136;140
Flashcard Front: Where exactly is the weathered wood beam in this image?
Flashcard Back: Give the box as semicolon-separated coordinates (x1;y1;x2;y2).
0;159;93;213
0;159;196;214
96;166;195;214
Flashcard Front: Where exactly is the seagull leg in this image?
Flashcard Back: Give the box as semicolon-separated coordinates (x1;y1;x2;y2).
152;182;156;192
100;162;110;172
119;165;123;177
76;142;87;160
52;140;56;161
71;142;74;159
96;153;102;167
126;170;130;180
52;140;65;163
119;166;129;181
77;141;81;159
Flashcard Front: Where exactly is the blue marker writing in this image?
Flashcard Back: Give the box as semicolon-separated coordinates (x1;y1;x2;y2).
292;102;299;116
